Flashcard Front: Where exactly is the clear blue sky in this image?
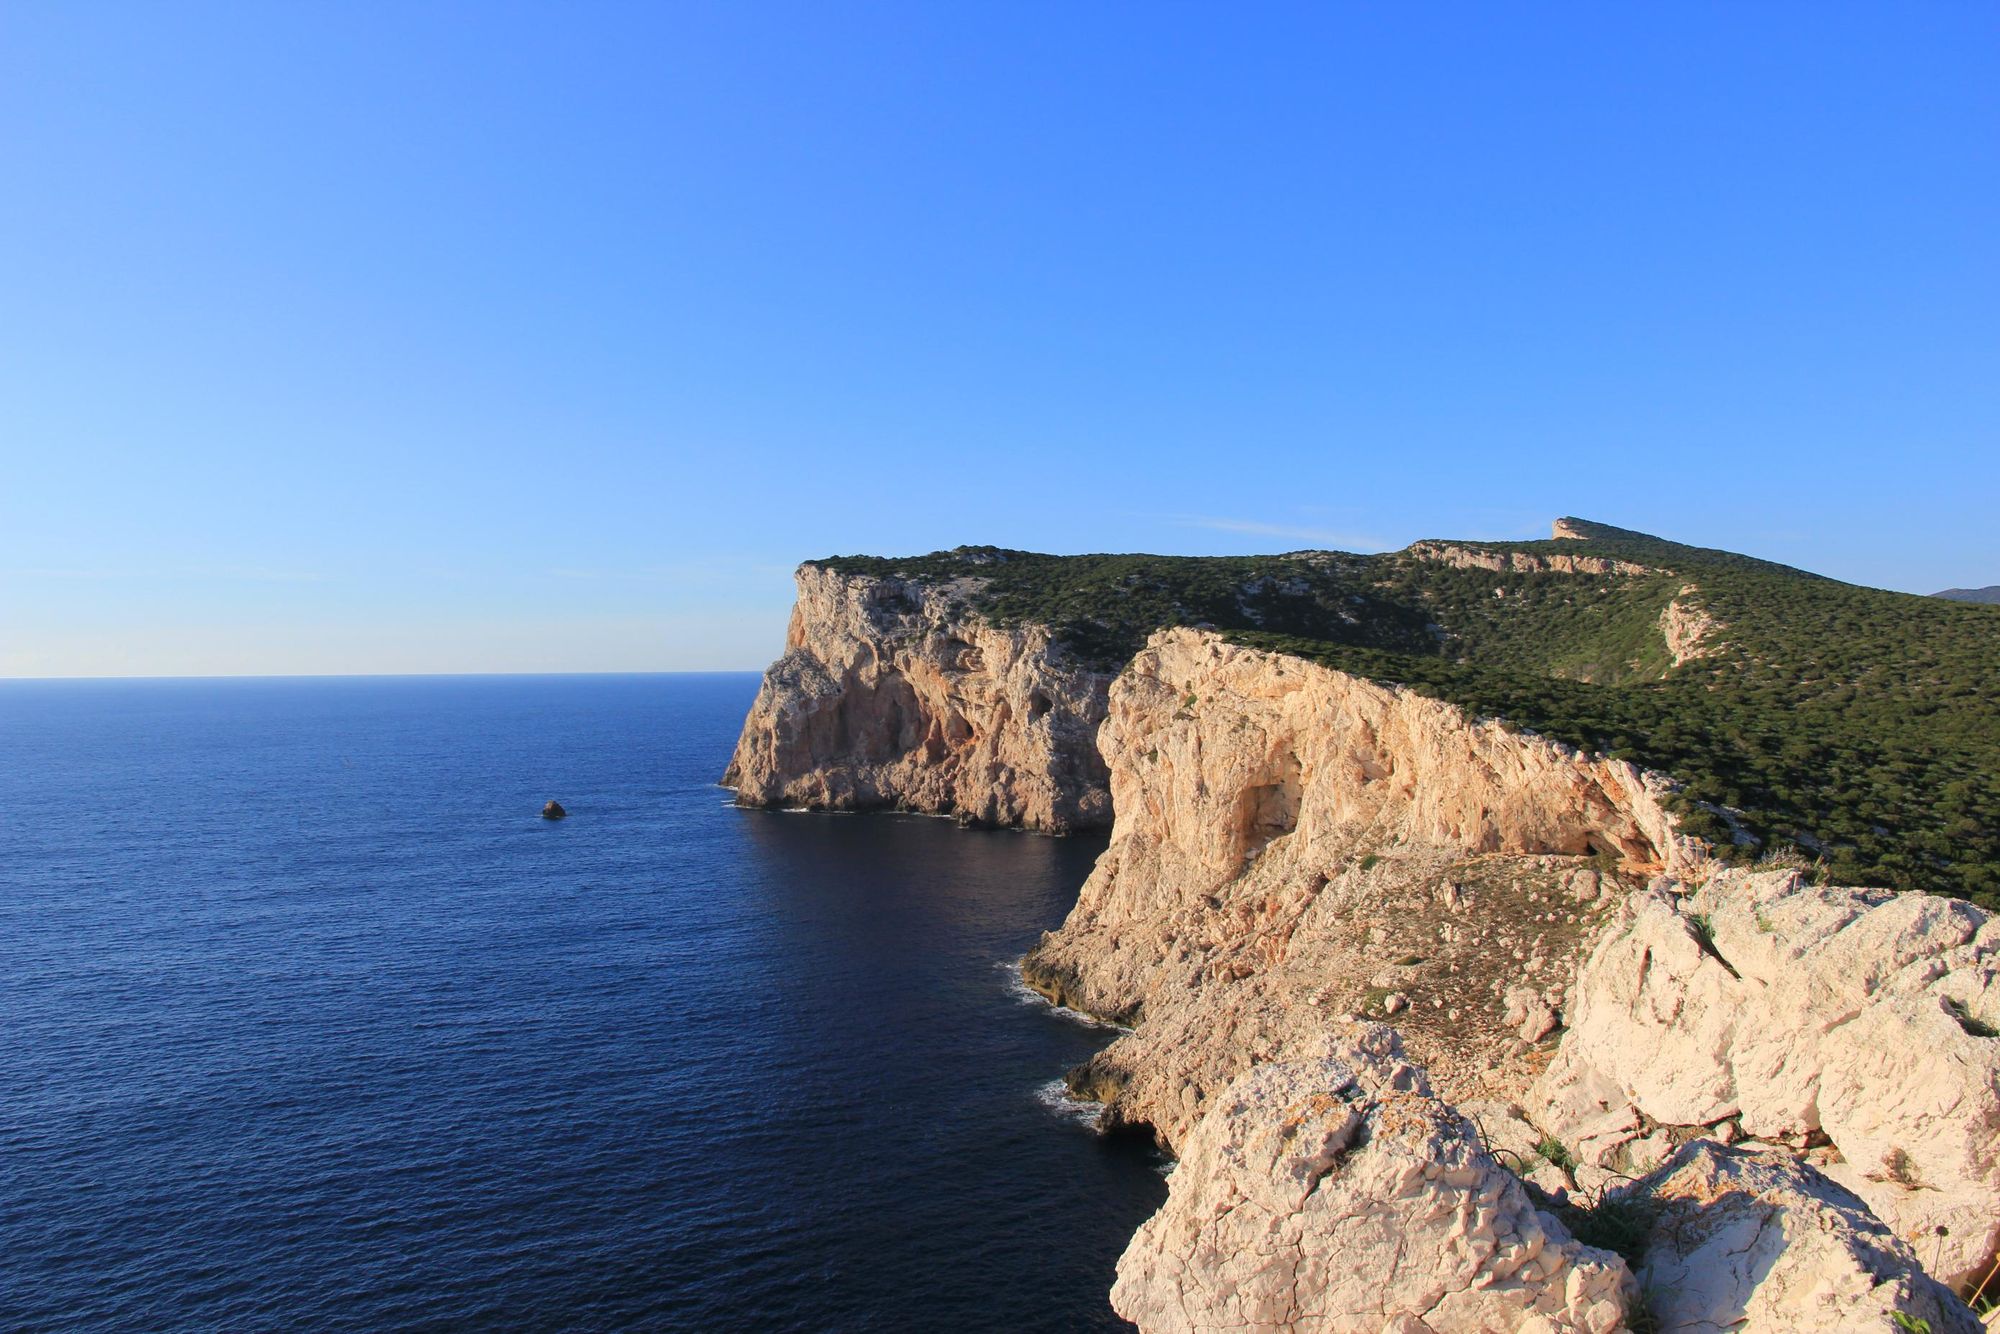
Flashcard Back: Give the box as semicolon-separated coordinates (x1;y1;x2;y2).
3;3;1994;676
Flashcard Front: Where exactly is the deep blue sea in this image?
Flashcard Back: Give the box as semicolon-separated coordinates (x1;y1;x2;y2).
0;673;1165;1332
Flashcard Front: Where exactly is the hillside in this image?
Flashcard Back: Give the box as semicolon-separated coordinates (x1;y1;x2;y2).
822;520;2000;905
1937;586;2000;605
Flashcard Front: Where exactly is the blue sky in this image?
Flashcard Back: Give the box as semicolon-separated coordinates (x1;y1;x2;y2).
2;3;1994;675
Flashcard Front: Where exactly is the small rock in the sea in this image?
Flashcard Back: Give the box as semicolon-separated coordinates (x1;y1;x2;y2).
541;800;568;820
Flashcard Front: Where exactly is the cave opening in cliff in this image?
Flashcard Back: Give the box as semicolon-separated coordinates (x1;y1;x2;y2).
1582;829;1660;869
1240;753;1304;861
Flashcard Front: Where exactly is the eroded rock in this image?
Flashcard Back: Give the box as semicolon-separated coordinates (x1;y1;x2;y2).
722;564;1112;832
1657;585;1725;667
1110;1028;1632;1334
1406;541;1659;578
1536;869;2000;1286
1627;1141;1981;1333
1505;986;1561;1042
1022;628;1697;1148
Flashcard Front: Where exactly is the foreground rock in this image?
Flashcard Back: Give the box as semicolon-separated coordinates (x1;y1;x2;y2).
722;562;1111;832
1625;1141;1980;1332
1536;868;2000;1286
1111;1027;1633;1334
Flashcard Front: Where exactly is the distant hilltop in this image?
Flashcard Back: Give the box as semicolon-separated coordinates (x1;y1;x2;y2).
1935;585;2000;604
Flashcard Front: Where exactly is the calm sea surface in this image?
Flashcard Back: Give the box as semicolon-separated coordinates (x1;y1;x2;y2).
0;674;1165;1332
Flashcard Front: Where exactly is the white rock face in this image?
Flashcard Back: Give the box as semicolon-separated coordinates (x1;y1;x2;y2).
1031;627;1698;1012
1407;540;1658;578
722;563;1112;832
1110;1027;1633;1334
1536;868;2000;1286
1657;585;1724;667
1630;1142;1981;1333
1024;628;1701;1147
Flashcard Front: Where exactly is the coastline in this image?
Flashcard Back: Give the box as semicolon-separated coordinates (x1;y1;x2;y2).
721;559;2000;1330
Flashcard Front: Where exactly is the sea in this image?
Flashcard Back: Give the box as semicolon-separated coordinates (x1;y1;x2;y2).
0;673;1167;1332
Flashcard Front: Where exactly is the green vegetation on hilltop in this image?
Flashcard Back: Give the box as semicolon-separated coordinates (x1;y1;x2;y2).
820;547;1438;667
1501;516;1829;579
1371;560;1683;684
820;524;2000;905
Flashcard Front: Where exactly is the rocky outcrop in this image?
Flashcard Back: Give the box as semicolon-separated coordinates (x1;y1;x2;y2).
1407;541;1658;578
1111;1027;1633;1334
1536;868;2000;1287
1110;1037;1986;1333
1023;628;1703;1148
1658;585;1723;667
722;563;1112;832
1626;1142;1982;1333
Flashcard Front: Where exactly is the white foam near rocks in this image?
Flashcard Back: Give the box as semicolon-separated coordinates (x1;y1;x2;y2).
998;958;1129;1031
1035;1078;1105;1131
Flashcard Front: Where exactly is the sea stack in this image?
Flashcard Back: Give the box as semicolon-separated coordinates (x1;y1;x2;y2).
541;800;567;820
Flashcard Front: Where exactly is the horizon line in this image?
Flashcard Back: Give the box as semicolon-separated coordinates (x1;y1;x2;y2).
0;668;771;684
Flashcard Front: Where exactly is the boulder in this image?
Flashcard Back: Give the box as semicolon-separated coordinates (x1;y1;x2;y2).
1110;1026;1632;1333
541;800;567;820
1627;1141;1981;1333
1504;985;1561;1042
1535;868;2000;1286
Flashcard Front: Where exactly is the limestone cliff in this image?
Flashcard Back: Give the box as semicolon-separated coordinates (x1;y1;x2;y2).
1407;539;1659;578
1657;585;1724;667
722;563;1112;832
1022;628;1704;1149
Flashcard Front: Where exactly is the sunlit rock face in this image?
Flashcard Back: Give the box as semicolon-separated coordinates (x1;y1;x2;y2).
723;563;1112;833
1626;1142;1982;1334
1023;628;1696;1149
727;571;2000;1318
1537;867;2000;1288
1109;1027;1634;1334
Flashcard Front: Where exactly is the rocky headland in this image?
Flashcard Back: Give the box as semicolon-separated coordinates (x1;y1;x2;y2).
726;523;2000;1331
722;561;1113;832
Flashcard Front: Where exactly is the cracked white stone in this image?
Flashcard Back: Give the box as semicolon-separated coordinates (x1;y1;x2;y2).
1536;868;2000;1286
1111;1027;1632;1333
1630;1141;1981;1333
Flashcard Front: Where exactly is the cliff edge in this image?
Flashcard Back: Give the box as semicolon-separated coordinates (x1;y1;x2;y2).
722;562;1113;832
1022;628;1703;1148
